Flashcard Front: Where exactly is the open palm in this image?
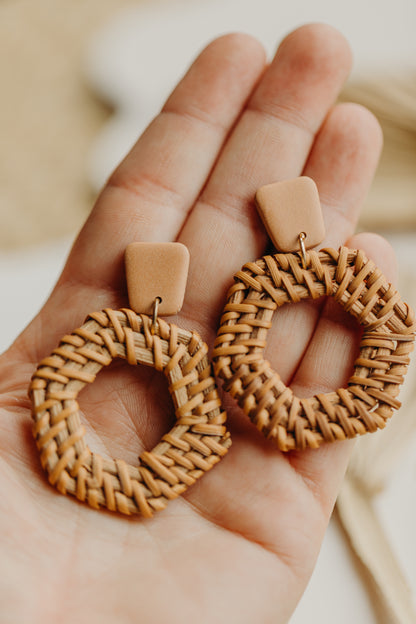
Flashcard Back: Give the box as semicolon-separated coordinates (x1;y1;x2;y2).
0;25;393;623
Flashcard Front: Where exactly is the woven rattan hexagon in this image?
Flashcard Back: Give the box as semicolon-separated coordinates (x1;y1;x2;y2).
212;247;415;452
29;308;231;516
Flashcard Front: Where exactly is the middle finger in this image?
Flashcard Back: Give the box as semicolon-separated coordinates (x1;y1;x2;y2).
178;24;352;330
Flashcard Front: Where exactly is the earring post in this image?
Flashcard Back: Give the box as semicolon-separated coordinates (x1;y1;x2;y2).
298;232;307;269
151;297;162;335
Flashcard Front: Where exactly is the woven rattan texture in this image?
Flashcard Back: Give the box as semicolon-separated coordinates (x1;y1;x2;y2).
213;247;415;451
29;308;231;516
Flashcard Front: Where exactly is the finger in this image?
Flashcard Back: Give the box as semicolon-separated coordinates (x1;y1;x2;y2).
12;34;266;362
312;107;384;248
257;103;383;382
62;33;266;289
178;24;353;329
196;105;383;528
287;232;397;510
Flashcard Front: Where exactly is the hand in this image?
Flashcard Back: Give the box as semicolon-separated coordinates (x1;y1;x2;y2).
0;24;394;623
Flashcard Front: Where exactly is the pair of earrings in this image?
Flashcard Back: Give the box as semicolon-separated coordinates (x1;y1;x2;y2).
29;177;415;516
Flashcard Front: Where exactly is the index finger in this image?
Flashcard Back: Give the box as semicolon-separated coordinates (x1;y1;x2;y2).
63;33;266;290
14;34;266;360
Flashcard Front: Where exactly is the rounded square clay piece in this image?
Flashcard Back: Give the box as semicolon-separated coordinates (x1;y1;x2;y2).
125;242;190;316
255;177;326;252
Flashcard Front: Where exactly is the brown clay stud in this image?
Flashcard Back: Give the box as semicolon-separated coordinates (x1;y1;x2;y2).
255;177;326;252
125;242;190;316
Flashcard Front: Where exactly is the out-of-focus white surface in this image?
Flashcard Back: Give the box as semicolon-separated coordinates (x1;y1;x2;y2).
0;237;72;353
292;431;416;624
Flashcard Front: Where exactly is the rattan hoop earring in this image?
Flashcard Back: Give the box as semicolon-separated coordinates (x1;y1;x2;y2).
212;178;415;452
29;243;231;516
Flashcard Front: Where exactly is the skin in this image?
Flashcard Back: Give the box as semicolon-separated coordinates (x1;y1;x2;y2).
0;24;396;624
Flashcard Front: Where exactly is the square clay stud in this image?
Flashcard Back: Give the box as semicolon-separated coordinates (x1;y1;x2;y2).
255;177;325;252
125;242;190;316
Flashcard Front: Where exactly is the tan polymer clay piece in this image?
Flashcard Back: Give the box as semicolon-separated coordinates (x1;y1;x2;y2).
125;242;190;316
255;177;325;252
213;179;415;451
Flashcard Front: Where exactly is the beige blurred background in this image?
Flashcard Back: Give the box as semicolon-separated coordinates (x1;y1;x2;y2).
0;0;137;249
1;0;416;250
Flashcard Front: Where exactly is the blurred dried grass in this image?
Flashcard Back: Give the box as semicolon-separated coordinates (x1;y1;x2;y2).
342;76;416;231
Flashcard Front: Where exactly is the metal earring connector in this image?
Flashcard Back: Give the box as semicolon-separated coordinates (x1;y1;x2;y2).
298;232;307;269
151;296;162;335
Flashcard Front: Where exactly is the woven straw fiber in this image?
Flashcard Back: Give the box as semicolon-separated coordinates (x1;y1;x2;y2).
29;308;231;516
213;247;415;452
